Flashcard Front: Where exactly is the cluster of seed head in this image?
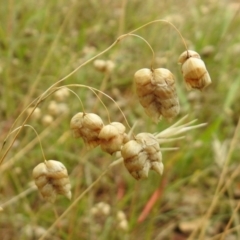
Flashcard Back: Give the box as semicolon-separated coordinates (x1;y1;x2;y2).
70;112;129;154
31;48;211;202
178;50;211;90
121;133;163;180
70;112;165;179
70;112;104;149
134;50;211;122
134;68;179;123
33;160;71;203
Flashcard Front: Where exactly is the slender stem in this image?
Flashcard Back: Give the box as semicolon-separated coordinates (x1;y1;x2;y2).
126;19;188;51
65;84;132;129
127;33;155;69
5;125;47;161
84;87;112;124
39;158;123;240
0;184;37;209
36;18;187;102
53;86;86;113
220;201;240;240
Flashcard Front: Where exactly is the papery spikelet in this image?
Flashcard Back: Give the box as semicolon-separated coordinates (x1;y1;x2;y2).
178;50;211;90
70;112;104;148
33;160;71;203
121;133;163;180
134;68;180;122
98;122;127;155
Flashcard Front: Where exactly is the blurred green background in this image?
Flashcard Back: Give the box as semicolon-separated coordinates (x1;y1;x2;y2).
1;0;240;239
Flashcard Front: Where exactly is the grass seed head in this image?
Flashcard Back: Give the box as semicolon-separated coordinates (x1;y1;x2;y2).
70;112;104;148
98;122;127;155
134;68;180;122
178;50;212;90
121;133;163;180
32;160;71;203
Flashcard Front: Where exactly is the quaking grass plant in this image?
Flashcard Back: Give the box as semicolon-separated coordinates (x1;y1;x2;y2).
0;19;211;238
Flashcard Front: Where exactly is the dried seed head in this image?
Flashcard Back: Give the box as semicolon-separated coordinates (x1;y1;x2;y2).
33;160;71;203
121;133;163;180
134;68;180;122
98;122;127;155
70;112;104;148
178;50;211;90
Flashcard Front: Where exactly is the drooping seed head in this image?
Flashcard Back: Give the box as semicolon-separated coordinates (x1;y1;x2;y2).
98;122;127;155
70;112;104;148
178;50;211;90
134;68;180;122
33;160;71;203
121;133;163;180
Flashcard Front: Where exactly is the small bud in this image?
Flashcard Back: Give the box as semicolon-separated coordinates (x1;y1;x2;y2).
178;50;211;90
121;133;163;180
117;210;127;221
33;160;71;203
90;202;111;216
134;68;180;122
26;107;41;120
54;88;70;102
98;122;127;155
93;59;115;73
48;101;59;116
105;60;115;73
41;115;53;126
48;101;69;116
93;59;107;72
70;112;104;148
116;211;128;231
118;219;129;231
57;103;69;115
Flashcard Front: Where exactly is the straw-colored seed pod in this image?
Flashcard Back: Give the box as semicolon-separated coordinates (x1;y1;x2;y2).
33;160;71;203
98;122;127;155
178;50;211;90
121;133;163;180
134;68;179;122
70;112;104;148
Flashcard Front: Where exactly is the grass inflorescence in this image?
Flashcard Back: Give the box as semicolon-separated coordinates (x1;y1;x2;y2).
1;1;240;239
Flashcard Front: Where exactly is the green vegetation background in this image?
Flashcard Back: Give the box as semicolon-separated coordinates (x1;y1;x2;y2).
1;0;240;239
